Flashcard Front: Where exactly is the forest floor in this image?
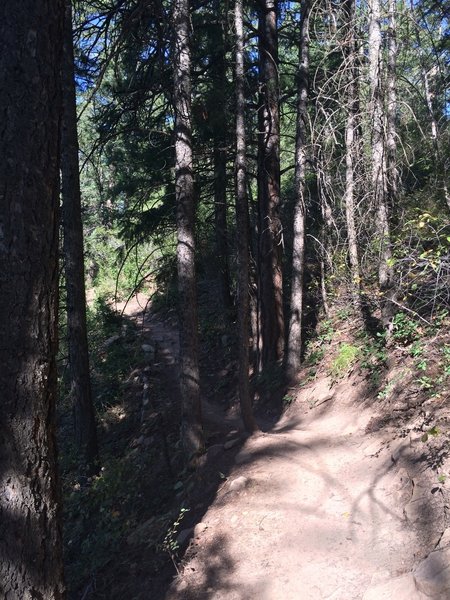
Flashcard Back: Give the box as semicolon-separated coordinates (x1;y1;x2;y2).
67;293;450;600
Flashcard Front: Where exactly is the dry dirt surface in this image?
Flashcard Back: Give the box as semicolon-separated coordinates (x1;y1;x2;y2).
117;294;450;600
166;375;450;600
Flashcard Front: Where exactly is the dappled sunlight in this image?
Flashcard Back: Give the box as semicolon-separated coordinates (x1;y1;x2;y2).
165;378;442;599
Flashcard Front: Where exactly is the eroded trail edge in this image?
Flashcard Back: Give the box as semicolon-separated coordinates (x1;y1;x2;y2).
119;295;450;600
167;378;450;600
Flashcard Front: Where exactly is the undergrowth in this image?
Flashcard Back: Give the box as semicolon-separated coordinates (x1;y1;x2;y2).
59;296;183;596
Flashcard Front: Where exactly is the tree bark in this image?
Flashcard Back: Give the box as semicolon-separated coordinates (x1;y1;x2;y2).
386;0;398;215
286;0;310;378
211;4;232;313
61;0;100;475
257;0;284;368
0;0;66;597
343;0;362;308
368;0;395;331
173;0;203;460
235;0;259;432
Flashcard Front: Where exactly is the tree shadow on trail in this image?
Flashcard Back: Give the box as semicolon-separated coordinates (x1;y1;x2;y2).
63;295;446;600
165;534;266;600
164;387;448;599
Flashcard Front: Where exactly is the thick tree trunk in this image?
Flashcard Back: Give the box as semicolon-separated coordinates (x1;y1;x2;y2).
257;0;284;368
286;0;310;378
173;0;203;460
61;0;100;475
235;0;259;432
0;1;66;597
211;7;232;313
343;0;361;308
368;0;395;331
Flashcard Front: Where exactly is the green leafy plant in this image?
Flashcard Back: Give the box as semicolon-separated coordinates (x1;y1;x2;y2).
410;342;424;358
416;359;428;371
359;333;388;378
283;393;295;407
416;375;433;390
304;348;324;367
317;319;334;344
377;380;395;400
329;343;359;378
392;312;419;345
162;507;190;572
336;308;351;321
442;344;450;377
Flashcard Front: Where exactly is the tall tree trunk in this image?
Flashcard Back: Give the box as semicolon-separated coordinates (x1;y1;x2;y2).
286;0;310;378
0;0;66;597
368;0;395;331
317;150;333;316
257;0;284;368
61;0;100;475
235;0;259;432
343;0;362;308
211;5;232;313
386;0;398;215
411;0;450;213
173;0;203;460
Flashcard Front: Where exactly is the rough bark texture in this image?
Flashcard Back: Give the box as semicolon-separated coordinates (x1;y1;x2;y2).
257;0;284;368
61;0;99;475
317;150;333;316
173;0;203;459
0;1;66;598
386;0;398;214
211;5;232;313
286;0;310;377
368;0;395;331
235;0;259;432
343;0;361;308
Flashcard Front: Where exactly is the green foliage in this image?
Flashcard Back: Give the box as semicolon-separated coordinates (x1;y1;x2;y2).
85;226;156;302
421;426;441;443
283;393;295;407
318;319;334;344
64;459;138;588
86;298;139;411
359;333;388;377
410;341;424;358
329;343;359;378
305;348;325;367
377;380;395;400
161;507;190;569
442;344;450;377
392;312;420;345
415;375;433;390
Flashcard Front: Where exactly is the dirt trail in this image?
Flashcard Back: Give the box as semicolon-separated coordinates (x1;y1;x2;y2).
165;384;439;600
118;294;449;600
116;293;240;431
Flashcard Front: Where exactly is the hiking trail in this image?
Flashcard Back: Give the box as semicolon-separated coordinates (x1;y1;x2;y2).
120;294;450;600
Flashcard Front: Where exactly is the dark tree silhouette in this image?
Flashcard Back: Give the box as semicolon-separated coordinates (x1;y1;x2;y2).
0;0;66;597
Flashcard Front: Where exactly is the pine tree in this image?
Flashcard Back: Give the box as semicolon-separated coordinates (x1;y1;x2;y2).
235;0;259;432
173;0;204;460
0;0;66;596
61;0;100;475
286;0;310;377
